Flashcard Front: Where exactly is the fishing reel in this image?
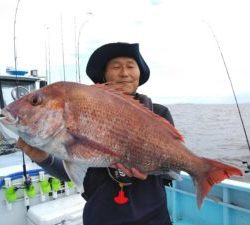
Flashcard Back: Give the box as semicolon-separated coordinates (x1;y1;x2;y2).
11;86;29;100
242;161;250;173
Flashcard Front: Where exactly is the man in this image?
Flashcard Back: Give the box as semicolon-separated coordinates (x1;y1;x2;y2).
18;42;174;225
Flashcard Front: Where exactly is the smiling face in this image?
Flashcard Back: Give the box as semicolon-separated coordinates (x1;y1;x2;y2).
104;57;140;94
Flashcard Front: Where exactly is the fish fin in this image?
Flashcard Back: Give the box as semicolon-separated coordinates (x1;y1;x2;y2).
194;158;243;208
93;83;184;141
63;160;87;192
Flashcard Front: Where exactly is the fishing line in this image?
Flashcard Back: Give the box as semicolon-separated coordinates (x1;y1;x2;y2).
203;20;250;172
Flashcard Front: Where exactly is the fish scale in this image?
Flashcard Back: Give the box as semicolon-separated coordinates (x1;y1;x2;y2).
0;81;243;208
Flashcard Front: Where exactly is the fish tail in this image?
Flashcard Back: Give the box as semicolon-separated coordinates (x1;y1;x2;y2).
194;158;243;208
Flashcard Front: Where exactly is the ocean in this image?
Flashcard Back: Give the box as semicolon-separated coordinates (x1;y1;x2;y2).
167;103;250;182
1;103;250;182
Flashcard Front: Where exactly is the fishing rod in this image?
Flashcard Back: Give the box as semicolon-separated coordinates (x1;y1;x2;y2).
44;25;51;84
60;14;66;81
77;20;88;83
13;0;32;207
13;0;21;73
203;21;250;173
74;16;78;82
76;12;93;83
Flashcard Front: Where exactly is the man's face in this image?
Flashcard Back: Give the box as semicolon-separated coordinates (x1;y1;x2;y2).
104;57;140;94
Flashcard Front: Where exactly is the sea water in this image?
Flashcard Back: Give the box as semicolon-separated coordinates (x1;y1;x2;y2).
1;104;250;182
167;103;250;182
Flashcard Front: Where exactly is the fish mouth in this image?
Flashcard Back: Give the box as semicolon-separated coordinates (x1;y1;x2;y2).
0;108;19;125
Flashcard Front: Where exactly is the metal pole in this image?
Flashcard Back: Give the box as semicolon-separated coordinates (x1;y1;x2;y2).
14;0;21;71
47;27;51;84
74;16;78;82
77;12;93;83
60;14;66;81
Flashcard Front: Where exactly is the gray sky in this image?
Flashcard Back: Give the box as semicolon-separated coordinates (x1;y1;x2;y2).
1;0;250;104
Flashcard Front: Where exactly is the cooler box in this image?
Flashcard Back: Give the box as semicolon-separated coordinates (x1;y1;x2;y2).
27;194;85;225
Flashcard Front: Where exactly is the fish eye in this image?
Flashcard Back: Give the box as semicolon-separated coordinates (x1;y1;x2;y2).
29;94;43;106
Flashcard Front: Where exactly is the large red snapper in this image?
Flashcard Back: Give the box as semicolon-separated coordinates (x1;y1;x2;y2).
0;81;242;208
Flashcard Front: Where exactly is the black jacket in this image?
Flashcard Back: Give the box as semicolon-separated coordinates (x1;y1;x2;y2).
39;96;174;225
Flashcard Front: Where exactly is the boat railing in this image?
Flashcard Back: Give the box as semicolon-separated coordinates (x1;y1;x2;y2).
166;172;250;225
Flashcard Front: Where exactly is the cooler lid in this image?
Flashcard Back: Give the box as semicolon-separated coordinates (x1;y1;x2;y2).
27;194;85;225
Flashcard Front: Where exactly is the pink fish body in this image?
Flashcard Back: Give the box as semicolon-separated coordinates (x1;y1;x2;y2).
0;81;242;208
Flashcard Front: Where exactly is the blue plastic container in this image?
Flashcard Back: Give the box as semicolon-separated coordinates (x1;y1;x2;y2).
6;68;28;76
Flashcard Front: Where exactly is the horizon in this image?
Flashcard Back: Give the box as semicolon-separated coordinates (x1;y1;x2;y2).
151;93;250;105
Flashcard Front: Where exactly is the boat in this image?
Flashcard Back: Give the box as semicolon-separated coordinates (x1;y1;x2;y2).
0;72;86;225
0;72;46;155
166;172;250;225
0;73;250;225
1;160;250;225
0;153;85;225
5;67;28;76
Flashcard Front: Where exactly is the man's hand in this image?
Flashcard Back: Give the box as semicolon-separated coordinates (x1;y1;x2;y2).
16;138;49;163
112;163;147;180
17;139;148;180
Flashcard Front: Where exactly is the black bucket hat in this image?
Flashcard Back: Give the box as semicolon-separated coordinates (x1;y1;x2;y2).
86;42;150;85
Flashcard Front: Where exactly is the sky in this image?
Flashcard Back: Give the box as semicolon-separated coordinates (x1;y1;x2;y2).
0;0;250;104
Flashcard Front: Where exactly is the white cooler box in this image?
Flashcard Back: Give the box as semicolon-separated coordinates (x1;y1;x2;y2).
27;194;85;225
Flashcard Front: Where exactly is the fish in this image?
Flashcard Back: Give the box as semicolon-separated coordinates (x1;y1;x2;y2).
0;81;242;208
